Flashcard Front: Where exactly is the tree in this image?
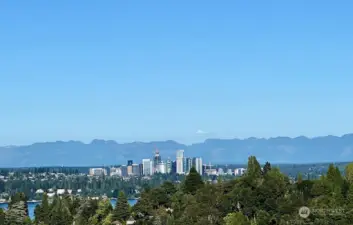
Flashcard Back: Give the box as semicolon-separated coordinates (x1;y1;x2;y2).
8;192;28;217
346;183;353;208
49;197;72;225
327;164;343;186
161;181;177;196
297;173;303;184
88;199;112;225
4;201;30;225
223;212;251;225
345;163;353;183
75;199;99;225
262;162;272;176
182;167;204;195
0;208;4;225
34;193;50;225
247;156;262;178
112;191;130;223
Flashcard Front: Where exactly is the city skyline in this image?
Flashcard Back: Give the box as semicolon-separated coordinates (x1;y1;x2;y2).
104;149;205;177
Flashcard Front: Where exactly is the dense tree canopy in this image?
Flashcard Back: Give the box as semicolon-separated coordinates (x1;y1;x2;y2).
2;157;353;225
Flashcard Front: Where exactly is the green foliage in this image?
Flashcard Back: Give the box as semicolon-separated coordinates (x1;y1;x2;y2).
74;199;99;225
6;157;353;225
262;162;271;176
34;193;50;225
88;199;112;225
49;196;72;225
182;167;204;195
0;208;5;225
111;191;130;223
160;181;177;196
345;162;353;183
4;201;29;225
224;212;250;225
247;156;262;178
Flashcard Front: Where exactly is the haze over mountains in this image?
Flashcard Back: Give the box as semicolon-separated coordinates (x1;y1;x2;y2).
1;134;353;167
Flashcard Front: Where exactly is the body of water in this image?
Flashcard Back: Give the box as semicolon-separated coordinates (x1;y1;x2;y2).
0;199;137;220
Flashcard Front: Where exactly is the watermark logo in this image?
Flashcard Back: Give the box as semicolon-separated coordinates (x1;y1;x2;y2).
298;206;345;218
298;206;310;218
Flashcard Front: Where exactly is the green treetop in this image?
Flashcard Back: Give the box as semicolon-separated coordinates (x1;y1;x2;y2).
111;191;130;223
182;167;204;195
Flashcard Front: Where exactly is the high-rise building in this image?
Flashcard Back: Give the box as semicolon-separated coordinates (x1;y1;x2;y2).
127;160;133;166
142;159;153;176
139;163;143;176
166;158;172;174
127;165;133;176
156;162;166;174
153;149;162;173
121;165;128;177
150;160;154;175
176;150;184;174
185;157;192;174
132;164;140;176
218;168;224;176
202;164;207;175
171;161;177;174
193;157;203;175
89;168;107;176
110;167;122;176
234;168;246;176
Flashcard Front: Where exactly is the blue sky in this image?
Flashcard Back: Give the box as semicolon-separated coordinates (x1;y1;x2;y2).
1;0;353;145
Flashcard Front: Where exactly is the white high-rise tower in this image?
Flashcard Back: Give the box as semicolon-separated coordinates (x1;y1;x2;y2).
176;150;184;174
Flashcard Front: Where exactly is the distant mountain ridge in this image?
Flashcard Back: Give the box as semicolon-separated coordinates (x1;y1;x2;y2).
1;134;353;167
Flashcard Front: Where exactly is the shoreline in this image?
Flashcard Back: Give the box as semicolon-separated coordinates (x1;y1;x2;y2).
0;198;138;204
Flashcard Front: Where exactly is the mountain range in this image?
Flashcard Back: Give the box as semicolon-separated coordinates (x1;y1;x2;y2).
1;134;353;167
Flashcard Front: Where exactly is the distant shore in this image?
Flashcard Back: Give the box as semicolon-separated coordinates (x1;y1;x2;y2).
0;197;138;205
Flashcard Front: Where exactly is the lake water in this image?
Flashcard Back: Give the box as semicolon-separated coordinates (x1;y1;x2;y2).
0;199;137;220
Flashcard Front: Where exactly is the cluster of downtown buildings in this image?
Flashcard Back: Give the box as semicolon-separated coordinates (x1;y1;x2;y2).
89;149;247;177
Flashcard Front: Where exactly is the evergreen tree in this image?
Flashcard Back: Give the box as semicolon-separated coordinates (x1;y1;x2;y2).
34;193;50;225
223;212;250;225
88;199;112;225
247;156;262;178
345;163;353;183
41;193;50;224
8;192;28;216
297;172;303;184
182;167;204;195
49;197;71;225
346;183;353;207
262;162;271;176
160;181;177;196
4;201;30;225
111;191;130;223
0;208;4;225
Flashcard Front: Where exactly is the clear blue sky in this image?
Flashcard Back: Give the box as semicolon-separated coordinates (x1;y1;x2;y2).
1;0;353;145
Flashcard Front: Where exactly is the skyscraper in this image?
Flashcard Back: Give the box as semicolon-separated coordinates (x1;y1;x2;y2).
139;163;143;176
156;162;166;174
150;160;154;175
176;150;184;174
132;164;140;176
193;157;203;175
127;160;133;176
142;159;152;176
121;165;128;177
185;157;192;174
153;149;161;173
166;158;172;174
172;160;177;174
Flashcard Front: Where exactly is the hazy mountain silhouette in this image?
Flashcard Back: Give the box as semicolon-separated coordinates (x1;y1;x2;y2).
1;134;353;167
